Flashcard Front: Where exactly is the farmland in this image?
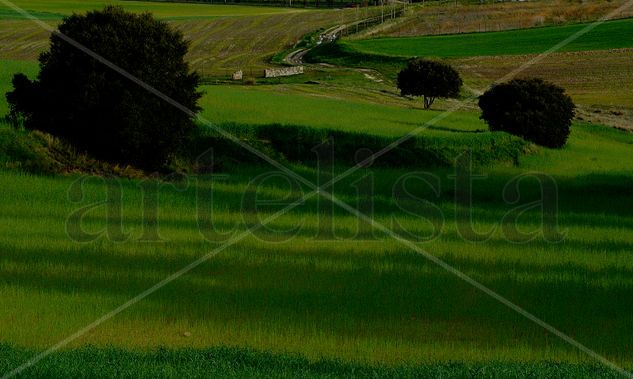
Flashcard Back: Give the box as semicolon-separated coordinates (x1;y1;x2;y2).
0;2;362;74
308;17;633;120
362;0;633;38
0;0;296;19
1;0;633;377
345;18;633;58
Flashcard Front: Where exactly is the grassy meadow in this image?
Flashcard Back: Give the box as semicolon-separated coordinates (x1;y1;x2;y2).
0;121;632;371
0;0;296;19
0;345;626;378
1;0;633;377
345;18;633;58
200;84;486;136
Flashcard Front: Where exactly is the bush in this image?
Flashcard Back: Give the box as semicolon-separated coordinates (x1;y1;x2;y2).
397;59;462;109
5;6;202;170
478;78;575;148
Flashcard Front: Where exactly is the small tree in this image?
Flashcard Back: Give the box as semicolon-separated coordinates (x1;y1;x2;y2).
5;6;202;170
5;73;36;128
397;59;462;109
478;78;575;148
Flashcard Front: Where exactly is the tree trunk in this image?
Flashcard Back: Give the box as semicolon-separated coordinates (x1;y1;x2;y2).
423;96;435;109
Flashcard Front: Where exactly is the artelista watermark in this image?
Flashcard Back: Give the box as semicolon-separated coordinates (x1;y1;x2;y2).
65;146;565;244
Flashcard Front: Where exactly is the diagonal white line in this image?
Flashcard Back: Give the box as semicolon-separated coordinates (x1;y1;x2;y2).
309;185;633;378
0;192;314;379
1;1;632;378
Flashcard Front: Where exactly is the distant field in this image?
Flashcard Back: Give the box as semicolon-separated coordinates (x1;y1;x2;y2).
0;0;296;19
200;84;485;136
346;18;633;58
453;48;633;110
365;0;633;38
308;19;633;112
0;4;357;75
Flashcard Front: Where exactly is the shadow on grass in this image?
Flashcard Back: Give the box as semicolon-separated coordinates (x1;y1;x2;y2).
0;343;626;378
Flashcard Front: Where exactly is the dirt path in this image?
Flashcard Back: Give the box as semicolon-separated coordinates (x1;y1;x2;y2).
283;23;349;65
284;6;407;65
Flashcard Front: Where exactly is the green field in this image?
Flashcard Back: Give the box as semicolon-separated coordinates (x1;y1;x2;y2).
2;57;633;371
200;84;486;136
2;0;633;377
1;120;633;373
0;0;296;19
0;345;625;378
345;17;633;58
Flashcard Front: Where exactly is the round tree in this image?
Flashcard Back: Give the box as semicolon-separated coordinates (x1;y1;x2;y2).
5;6;201;170
478;78;575;148
397;59;462;109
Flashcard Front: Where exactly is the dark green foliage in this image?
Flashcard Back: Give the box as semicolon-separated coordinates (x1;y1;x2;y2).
397;59;462;109
5;6;201;170
478;78;575;148
191;123;527;169
5;73;36;128
0;344;625;378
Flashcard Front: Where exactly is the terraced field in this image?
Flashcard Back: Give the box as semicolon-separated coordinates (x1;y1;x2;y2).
363;0;633;38
0;1;359;75
454;48;633;110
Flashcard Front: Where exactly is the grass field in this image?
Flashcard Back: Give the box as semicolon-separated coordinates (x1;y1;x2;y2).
345;17;633;59
2;0;633;376
0;120;632;373
0;345;625;378
0;0;296;19
2;58;633;373
200;84;486;136
0;2;360;75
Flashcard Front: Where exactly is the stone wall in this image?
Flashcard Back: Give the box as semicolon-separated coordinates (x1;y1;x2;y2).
264;66;304;78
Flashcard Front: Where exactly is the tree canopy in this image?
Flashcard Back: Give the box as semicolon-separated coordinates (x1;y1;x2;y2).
397;59;462;109
6;6;202;170
479;78;575;148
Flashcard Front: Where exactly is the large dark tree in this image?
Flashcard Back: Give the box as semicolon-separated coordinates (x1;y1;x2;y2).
6;6;201;170
478;78;575;148
397;59;462;109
